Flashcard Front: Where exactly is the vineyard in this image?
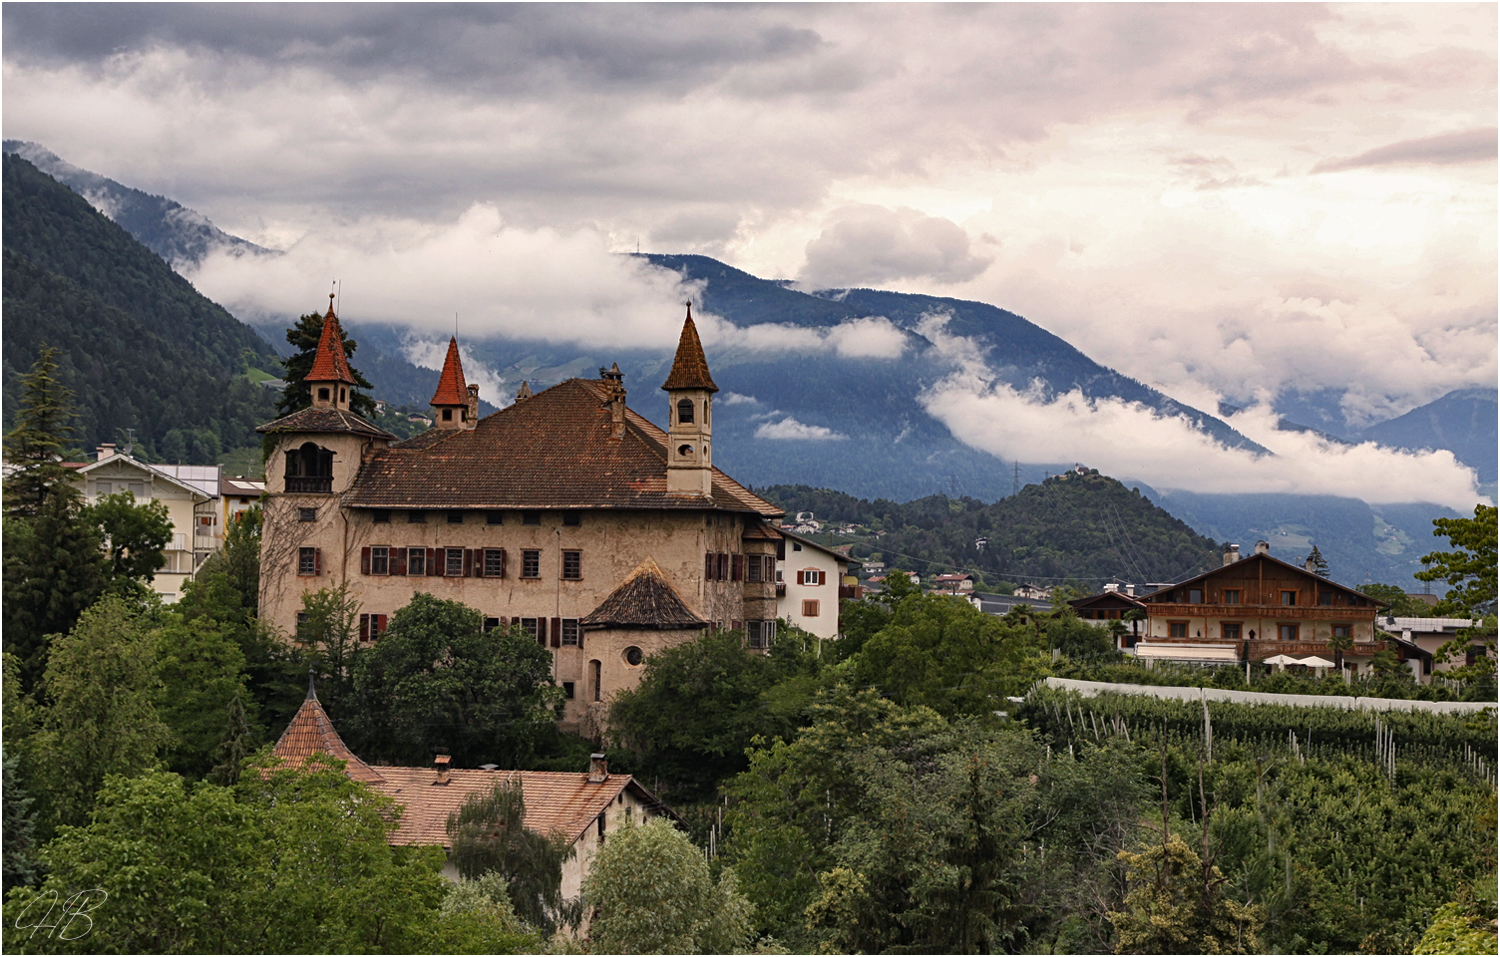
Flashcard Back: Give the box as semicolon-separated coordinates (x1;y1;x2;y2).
1020;686;1499;952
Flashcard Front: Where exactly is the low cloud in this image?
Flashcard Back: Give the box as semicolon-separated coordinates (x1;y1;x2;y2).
403;337;511;407
799;204;992;288
720;392;759;405
703;315;908;360
916;317;1485;509
1313;127;1497;173
755;417;846;440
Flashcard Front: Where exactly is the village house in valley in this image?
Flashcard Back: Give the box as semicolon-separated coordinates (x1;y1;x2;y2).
256;301;790;734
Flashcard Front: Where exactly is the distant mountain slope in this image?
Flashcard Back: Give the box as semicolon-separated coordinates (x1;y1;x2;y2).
761;468;1222;587
2;155;278;460
1358;388;1498;485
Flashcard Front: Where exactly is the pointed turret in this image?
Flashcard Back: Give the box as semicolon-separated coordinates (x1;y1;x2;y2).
308;295;357;410
431;337;474;430
273;677;385;784
662;304;716;496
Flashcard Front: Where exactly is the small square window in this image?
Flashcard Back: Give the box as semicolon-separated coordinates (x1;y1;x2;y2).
802;599;820;617
522;549;541;578
520;617;539;639
486;511;504;526
298;547;318;576
483;617;501;633
1222;622;1242;640
371;546;389;575
484;548;505;577
563;550;582;580
1333;624;1351;639
561;619;580;645
1281;591;1297;606
447;511;465;525
1279;624;1299;641
563;512;581;527
1223;589;1240;605
1319;591;1334;606
445;548;465;576
408;511;426;524
1188;588;1203;604
1169;622;1188;638
372;510;391;524
563;681;575;700
792;542;803;551
407;548;426;576
299;507;318;523
523;512;541;526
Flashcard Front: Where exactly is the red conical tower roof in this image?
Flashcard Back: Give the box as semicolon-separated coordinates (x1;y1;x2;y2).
273;680;385;785
307;298;357;386
660;303;718;393
430;336;468;406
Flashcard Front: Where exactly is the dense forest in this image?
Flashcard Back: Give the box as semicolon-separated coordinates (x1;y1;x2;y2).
760;468;1223;588
0;155;279;463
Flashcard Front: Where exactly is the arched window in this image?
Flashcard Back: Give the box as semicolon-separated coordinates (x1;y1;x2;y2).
317;387;330;402
678;444;694;457
677;398;695;424
284;442;334;493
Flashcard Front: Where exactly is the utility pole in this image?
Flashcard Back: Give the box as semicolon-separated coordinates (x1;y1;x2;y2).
1013;461;1020;495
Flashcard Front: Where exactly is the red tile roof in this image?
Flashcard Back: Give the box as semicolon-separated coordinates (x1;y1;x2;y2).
369;767;660;847
660;307;718;393
272;687;387;785
581;557;709;629
343;377;781;515
430;337;469;406
306;303;357;385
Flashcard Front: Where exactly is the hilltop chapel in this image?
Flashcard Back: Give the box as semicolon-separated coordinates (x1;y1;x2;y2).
257;301;785;734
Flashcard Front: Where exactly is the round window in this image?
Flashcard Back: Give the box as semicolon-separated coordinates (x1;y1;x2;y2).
677;444;694;456
624;646;644;667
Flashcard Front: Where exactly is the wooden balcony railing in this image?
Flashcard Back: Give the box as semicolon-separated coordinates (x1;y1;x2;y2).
285;476;333;494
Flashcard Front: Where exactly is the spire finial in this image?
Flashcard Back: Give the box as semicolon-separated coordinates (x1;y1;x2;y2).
307;668;317;700
686;301;692;321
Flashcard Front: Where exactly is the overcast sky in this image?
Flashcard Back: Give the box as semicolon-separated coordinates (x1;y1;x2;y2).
4;3;1494;504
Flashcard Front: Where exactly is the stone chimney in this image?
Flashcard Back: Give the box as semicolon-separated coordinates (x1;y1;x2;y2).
1222;543;1241;566
514;381;533;402
601;364;627;439
1125;584;1136;597
1254;541;1270;557
96;443;117;461
433;752;451;786
588;753;609;784
1104;582;1119;593
466;383;480;428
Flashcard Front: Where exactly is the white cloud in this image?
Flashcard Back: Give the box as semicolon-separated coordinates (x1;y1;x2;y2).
799;204;993;287
916;316;1486;509
702;316;907;359
755;417;846;440
720;391;759;405
402;337;511;408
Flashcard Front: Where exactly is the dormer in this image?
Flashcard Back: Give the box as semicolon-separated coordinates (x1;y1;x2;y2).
661;304;718;497
431;337;475;430
307;296;357;412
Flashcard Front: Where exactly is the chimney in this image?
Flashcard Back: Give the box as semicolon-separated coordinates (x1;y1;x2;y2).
588;753;609;784
602;364;627;439
97;443;117;461
1223;543;1240;566
1254;541;1270;557
433;752;451;786
1125;584;1136;597
466;383;479;429
1104;582;1119;593
514;381;533;402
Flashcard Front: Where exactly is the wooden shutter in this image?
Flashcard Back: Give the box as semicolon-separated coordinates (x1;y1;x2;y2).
500;615;510;629
392;547;407;576
360;547;371;575
359;614;369;642
705;552;715;580
765;556;776;581
776;539;785;560
576;625;584;651
550;617;562;648
819;570;827;586
314;548;322;575
718;553;728;580
499;548;507;579
462;548;473;577
375;614;387;637
537;618;548;646
732;555;743;581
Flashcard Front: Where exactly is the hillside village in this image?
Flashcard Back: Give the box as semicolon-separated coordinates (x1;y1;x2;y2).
2;160;1496;953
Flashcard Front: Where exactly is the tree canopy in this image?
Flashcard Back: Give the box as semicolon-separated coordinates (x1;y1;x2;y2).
276;310;377;419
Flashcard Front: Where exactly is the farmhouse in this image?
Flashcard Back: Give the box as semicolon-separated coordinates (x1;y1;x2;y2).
256;301;790;734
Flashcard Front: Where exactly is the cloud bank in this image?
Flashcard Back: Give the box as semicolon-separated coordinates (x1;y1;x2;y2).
755;417;846;441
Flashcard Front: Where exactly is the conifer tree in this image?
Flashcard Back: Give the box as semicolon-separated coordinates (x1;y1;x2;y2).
3;345;81;518
275;311;377;418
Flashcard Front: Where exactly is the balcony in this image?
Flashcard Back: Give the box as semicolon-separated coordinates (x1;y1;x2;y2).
285;476;333;494
775;582;786;598
1148;602;1374;622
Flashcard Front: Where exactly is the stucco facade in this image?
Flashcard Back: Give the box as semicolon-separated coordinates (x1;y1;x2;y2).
776;531;849;639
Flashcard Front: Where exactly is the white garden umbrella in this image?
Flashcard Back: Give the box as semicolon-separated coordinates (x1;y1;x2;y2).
1298;656;1336;668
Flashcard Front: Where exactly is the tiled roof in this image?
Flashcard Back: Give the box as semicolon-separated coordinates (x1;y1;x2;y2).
660;309;718;393
272;688;387;785
430;337;469;406
581;557;709;629
369;767;656;847
344;377;781;515
256;407;397;439
307;305;357;385
742;521;784;542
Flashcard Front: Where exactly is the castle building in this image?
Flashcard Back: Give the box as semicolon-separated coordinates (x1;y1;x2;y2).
257;301;785;734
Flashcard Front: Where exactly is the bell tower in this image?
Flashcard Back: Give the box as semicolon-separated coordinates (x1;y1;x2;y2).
431;337;475;430
661;303;718;497
307;295;356;411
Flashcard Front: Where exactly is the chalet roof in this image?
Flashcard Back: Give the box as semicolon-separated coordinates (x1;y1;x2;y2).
343;377;781;515
71;453;214;503
1138;552;1385;606
581;557;709;630
369;767;665;848
307;302;357;386
660;307;718;393
255;406;397;440
1070;591;1147;610
430;337;468;406
272;684;386;785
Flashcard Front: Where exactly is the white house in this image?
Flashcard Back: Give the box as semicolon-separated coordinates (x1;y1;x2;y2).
777;531;851;639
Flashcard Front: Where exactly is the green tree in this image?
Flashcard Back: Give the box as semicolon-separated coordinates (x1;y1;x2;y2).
446;780;576;935
1;749;40;895
2;346;80;519
82;491;174;584
1107;833;1263;954
431;873;544;954
1303;544;1329;577
1357;583;1430;618
581;817;753;955
1417;505;1498;618
276;310;377;418
296;582;362;716
346;593;562;767
1414;900;1498;955
27;595;171;835
153;615;260;780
